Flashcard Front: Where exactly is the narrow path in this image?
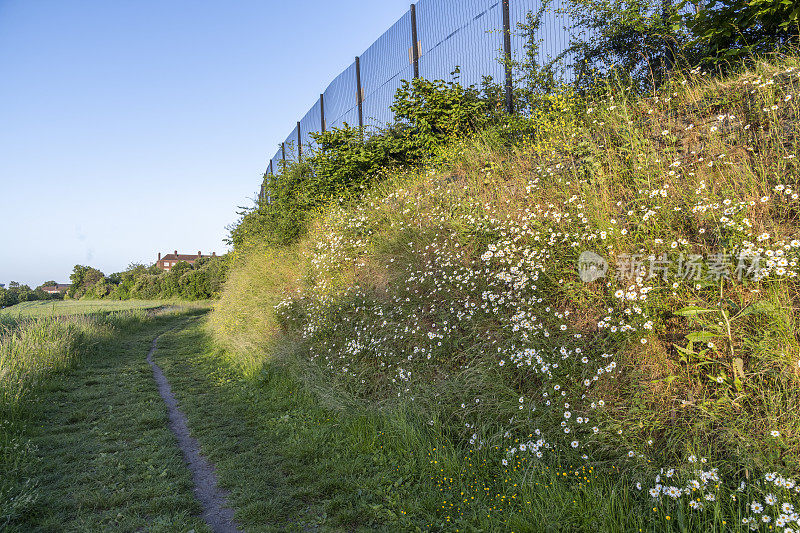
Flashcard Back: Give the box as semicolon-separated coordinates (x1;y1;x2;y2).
147;334;242;533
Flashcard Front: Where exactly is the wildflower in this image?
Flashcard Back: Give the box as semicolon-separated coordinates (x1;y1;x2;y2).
689;500;704;510
771;430;781;437
751;501;764;514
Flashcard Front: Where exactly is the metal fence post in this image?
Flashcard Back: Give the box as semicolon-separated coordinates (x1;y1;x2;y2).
320;93;326;133
281;142;286;170
502;0;514;114
269;160;274;175
297;121;302;160
410;4;420;79
355;56;364;129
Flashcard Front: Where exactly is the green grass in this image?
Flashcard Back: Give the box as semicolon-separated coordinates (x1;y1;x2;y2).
0;299;167;318
153;319;402;532
1;308;211;531
211;57;800;530
158;318;763;532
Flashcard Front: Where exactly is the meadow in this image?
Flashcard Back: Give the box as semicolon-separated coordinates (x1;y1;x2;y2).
0;303;216;530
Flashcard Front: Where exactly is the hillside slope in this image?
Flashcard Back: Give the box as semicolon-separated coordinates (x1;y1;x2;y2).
214;58;800;530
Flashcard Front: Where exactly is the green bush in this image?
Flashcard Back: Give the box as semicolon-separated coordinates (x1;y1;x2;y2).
231;74;501;250
680;0;799;65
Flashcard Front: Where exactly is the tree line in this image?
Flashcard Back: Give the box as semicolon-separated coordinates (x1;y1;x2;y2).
67;254;230;301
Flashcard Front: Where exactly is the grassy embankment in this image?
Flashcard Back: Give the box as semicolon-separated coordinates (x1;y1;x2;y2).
206;57;800;531
0;303;211;531
2;58;797;532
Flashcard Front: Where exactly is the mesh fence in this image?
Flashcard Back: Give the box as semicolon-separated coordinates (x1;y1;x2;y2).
510;1;576;82
266;0;584;179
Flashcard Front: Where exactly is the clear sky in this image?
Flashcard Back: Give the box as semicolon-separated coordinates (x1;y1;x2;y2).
0;0;410;287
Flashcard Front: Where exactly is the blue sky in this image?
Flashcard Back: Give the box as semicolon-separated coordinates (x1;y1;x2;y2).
0;0;410;287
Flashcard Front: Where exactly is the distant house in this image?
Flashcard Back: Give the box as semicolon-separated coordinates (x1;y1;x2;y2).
156;250;216;272
41;284;70;294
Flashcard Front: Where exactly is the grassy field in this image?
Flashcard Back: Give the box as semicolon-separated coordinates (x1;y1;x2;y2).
0;306;212;530
0;299;167;318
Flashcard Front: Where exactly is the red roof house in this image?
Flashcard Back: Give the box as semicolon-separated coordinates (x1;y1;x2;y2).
40;284;71;294
156;250;215;271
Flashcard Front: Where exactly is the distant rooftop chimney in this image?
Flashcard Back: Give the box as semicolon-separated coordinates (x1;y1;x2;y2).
198;251;202;257
174;250;178;256
212;252;216;257
158;252;161;261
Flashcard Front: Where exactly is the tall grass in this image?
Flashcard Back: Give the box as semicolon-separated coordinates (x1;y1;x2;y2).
0;311;149;421
213;57;800;530
0;310;154;526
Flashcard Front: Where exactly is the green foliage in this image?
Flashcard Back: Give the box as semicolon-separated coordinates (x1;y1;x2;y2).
563;0;799;91
68;265;105;299
680;0;800;64
390;75;498;153
565;0;685;91
230;75;500;250
510;4;561;108
0;281;59;308
64;256;229;302
0;287;15;308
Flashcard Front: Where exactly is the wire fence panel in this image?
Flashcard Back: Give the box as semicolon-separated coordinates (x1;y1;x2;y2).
269;151;281;175
510;0;575;81
263;0;599;185
299;99;322;154
416;0;505;87
322;62;359;130
362;64;415;131
360;11;414;131
283;124;299;164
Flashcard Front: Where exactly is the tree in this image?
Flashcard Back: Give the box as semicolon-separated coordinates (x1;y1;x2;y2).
68;265;105;298
565;0;687;91
680;0;799;65
0;287;17;308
